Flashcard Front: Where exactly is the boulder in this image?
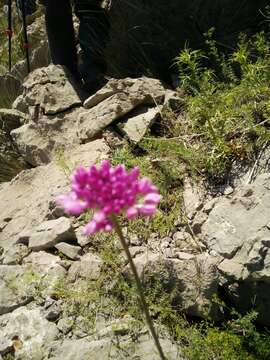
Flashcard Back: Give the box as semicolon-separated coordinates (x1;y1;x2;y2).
78;77;166;141
13;65;82;119
68;252;103;281
196;173;270;325
50;320;183;360
55;242;82;260
116;106;160;143
0;265;33;316
11;110;109;166
128;252;220;320
0;163;69;253
0;307;58;359
24;217;76;251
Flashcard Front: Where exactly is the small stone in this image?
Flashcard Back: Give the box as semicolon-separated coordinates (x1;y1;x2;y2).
55;242;82;260
68;253;103;281
57;317;73;335
127;246;146;258
75;226;90;247
1;244;29;265
117;106;160;143
44;303;62;322
129;234;143;246
175;252;195;260
28;217;76;251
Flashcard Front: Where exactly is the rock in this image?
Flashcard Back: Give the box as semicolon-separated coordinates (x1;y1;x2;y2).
50;326;183;360
63;140;110;170
200;174;270;258
117;106;160;143
11;110;109;167
16;65;82;118
68;253;103;281
197;173;270;325
0;109;28;132
23;252;67;296
78;77;166;141
0;244;29;265
0;163;69;253
0;137;110;255
129;252;220;320
12;94;28;114
75;226;90;247
83;77;166;109
11;122;52;166
0;266;32;315
164;89;185;111
23;251;63;268
57;317;74;335
183;178;205;219
43;302;62;322
126;246;146;258
25;217;76;251
55;242;82;260
0;307;58;359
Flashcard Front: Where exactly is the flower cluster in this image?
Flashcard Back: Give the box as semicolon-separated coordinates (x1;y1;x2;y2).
56;160;161;235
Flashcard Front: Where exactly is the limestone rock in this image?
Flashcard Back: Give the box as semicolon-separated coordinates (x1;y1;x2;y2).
11;109;108;166
84;77;166;109
50;326;183;360
78;77;166;141
0;163;69;253
16;65;81;118
68;253;103;281
0;307;58;360
63;140;110;170
183;178;205;220
17;252;67;298
201;173;270;258
164;89;185;111
25;217;76;251
0;244;29;265
129;252;220;320
55;242;82;260
11;122;52;166
0;266;32;316
197;173;270;325
117;106;160;143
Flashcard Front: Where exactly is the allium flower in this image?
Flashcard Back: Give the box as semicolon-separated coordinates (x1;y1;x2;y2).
56;160;161;235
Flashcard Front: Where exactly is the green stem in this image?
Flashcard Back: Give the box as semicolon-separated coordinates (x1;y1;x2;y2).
111;215;167;360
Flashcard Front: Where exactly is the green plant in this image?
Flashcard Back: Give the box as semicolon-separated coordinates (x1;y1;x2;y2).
174;28;270;180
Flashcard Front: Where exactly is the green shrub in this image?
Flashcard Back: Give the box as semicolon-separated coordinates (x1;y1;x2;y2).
174;28;270;180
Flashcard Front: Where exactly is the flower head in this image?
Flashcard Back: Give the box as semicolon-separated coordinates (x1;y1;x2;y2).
56;160;161;235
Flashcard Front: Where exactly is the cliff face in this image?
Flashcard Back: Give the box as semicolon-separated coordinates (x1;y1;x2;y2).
107;0;269;80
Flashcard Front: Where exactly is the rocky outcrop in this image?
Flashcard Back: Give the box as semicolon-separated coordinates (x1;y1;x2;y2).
10;66;167;166
127;252;220;320
1;64;270;358
193;173;270;325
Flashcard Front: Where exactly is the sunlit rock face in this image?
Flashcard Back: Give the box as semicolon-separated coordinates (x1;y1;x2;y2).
107;0;268;81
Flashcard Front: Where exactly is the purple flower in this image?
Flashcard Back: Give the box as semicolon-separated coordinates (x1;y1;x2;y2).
56;160;161;235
